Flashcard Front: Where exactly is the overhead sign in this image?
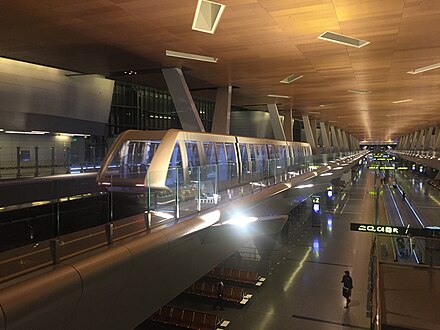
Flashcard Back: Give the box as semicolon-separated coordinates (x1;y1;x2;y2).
350;223;440;238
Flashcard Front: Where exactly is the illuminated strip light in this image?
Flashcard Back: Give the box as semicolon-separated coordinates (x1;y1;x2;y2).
388;186;405;226
5;130;49;135
407;62;440;75
318;31;370;48
392;99;413;104
267;94;291;99
166;50;218;63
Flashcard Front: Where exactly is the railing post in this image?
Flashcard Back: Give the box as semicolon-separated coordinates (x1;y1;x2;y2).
50;147;55;175
197;166;201;211
175;168;180;219
105;223;114;245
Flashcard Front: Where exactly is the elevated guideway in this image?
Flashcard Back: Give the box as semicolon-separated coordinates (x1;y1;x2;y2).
0;150;366;329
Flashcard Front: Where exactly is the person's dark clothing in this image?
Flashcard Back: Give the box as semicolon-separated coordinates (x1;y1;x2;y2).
341;274;353;307
212;281;224;310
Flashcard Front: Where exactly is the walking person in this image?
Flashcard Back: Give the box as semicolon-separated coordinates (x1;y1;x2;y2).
341;270;353;308
212;280;224;310
402;191;406;201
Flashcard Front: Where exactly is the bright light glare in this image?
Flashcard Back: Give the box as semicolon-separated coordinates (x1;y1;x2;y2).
200;210;221;224
320;172;333;176
295;184;314;189
333;166;343;170
223;215;258;227
150;211;174;220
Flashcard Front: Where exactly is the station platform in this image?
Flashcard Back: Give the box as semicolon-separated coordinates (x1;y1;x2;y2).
139;167;375;329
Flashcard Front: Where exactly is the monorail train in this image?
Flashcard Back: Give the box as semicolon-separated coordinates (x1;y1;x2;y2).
96;129;312;192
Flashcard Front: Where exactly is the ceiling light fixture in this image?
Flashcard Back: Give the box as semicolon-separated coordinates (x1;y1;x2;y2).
392;99;413;104
165;50;218;63
192;0;226;34
280;74;303;84
407;62;440;75
348;89;371;95
318;31;370;48
267;94;291;99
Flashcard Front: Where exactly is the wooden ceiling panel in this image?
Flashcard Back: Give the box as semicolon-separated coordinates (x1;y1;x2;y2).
1;0;440;141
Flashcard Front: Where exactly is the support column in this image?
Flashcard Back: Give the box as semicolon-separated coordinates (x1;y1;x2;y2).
434;128;440;151
330;125;340;152
162;67;205;132
283;109;293;141
267;104;286;140
342;131;350;151
302;115;316;150
416;129;425;149
425;126;434;150
211;86;232;135
336;128;344;152
320;122;331;153
410;131;418;149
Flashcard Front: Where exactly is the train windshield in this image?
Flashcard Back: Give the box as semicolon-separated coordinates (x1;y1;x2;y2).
104;139;162;185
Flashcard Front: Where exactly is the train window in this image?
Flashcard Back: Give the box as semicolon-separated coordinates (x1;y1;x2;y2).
166;143;183;186
225;142;237;178
215;142;227;164
203;142;216;165
239;143;250;174
185;141;200;167
169;143;182;168
267;144;275;159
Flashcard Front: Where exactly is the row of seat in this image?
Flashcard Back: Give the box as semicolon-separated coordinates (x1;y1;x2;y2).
186;281;249;304
205;267;266;286
149;306;224;330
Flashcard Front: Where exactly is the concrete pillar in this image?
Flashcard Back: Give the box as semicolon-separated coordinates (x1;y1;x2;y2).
211;86;232;135
330;125;339;152
342;131;350;151
425;126;434;150
267;104;286;140
162;67;205;132
283;109;293;141
336;128;344;151
302;115;316;150
320;122;331;153
416;129;425;149
434;126;440;151
410;131;418;149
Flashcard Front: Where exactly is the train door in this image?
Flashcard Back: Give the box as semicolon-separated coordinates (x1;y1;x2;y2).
238;143;251;184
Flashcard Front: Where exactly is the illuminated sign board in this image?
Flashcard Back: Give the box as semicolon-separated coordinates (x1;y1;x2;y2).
350;223;440;237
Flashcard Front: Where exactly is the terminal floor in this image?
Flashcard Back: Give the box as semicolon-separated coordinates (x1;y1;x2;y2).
395;171;440;227
139;169;375;329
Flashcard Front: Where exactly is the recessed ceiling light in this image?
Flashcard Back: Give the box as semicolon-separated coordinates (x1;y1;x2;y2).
280;74;303;84
308;111;320;115
392;99;413;104
192;0;226;34
165;50;218;63
318;31;370;48
407;62;440;75
267;94;291;99
348;89;371;94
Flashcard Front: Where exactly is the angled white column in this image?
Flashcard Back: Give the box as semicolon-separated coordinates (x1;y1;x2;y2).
283;109;293;141
399;135;408;149
302;115;316;149
406;133;414;149
330;125;340;152
162;67;205;132
416;129;425;149
211;86;232;135
336;128;344;151
342;131;349;151
320;122;331;153
313;118;319;147
434;127;440;151
267;104;286;140
410;131;418;149
425;126;434;150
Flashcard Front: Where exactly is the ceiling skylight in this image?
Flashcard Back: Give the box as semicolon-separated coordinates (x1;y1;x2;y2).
407;62;440;75
192;0;226;34
165;50;218;63
280;74;303;84
318;31;370;48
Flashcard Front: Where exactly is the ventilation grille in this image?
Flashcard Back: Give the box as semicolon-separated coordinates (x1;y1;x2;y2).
318;31;370;48
280;74;303;84
192;0;226;34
